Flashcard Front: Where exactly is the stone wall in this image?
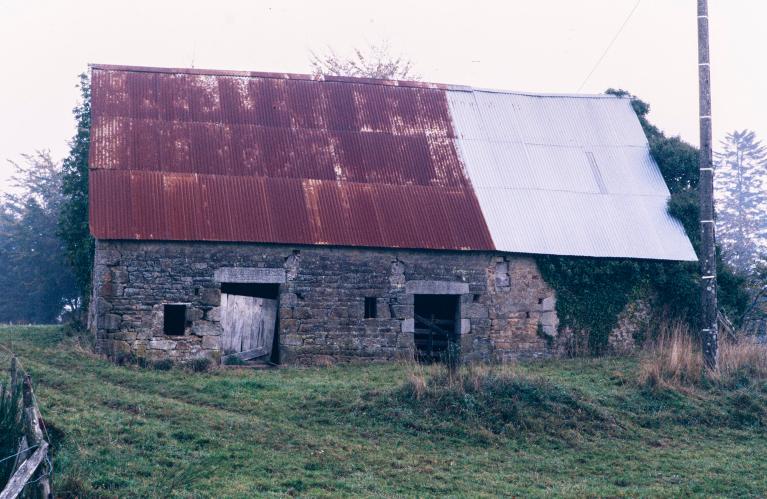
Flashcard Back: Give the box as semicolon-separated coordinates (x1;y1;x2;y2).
91;241;565;364
608;298;652;354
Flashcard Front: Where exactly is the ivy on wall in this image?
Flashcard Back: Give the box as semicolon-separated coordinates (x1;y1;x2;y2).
535;256;644;353
535;256;707;354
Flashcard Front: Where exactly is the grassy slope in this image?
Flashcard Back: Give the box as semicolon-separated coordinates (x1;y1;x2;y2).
1;326;766;498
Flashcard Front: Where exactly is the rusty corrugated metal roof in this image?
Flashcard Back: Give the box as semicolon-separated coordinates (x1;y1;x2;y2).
88;64;697;261
89;170;491;249
88;64;494;250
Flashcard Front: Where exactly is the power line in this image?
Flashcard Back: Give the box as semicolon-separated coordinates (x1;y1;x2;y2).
577;0;642;92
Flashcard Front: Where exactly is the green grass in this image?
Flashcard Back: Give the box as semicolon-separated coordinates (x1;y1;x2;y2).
1;325;766;497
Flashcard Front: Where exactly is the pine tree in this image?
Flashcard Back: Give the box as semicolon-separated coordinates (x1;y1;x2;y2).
715;130;767;273
58;73;95;325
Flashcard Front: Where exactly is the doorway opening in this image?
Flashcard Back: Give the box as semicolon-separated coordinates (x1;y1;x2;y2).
220;283;280;363
413;294;459;364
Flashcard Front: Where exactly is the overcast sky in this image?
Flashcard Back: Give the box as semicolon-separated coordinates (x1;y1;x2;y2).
0;0;764;192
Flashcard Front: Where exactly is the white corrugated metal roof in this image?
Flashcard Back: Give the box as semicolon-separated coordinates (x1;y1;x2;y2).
447;89;698;261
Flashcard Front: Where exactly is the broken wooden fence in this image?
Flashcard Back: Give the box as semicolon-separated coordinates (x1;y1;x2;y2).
0;357;52;499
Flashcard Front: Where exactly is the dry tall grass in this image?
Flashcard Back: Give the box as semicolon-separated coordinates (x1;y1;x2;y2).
714;337;767;384
638;322;703;389
399;354;512;400
639;321;767;390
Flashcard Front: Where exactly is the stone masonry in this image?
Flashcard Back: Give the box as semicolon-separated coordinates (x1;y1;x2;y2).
609;298;652;354
91;241;566;364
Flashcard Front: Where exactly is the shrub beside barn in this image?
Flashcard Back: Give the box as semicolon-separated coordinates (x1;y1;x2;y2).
87;65;696;365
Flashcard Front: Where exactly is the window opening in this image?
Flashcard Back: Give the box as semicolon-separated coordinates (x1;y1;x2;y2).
164;304;187;335
364;297;377;319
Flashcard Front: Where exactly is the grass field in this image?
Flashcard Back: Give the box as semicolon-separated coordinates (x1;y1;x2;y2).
1;325;766;498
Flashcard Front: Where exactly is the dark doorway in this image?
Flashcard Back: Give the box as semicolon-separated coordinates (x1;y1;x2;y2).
413;294;459;363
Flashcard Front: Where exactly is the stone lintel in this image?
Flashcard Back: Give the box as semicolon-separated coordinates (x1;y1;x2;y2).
405;280;469;295
214;267;286;284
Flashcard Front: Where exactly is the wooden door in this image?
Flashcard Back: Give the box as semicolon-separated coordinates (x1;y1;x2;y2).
221;293;277;360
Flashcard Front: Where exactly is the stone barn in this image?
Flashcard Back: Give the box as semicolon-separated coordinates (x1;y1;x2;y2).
88;64;696;365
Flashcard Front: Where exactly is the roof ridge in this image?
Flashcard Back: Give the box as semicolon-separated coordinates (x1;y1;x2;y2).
88;63;623;100
88;63;445;90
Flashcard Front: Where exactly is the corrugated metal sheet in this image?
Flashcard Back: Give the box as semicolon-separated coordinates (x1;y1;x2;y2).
446;90;698;261
88;65;493;250
88;64;697;261
89;170;492;249
89;67;463;185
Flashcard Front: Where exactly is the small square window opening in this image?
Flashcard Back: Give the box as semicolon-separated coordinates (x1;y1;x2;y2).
164;304;187;335
364;297;377;319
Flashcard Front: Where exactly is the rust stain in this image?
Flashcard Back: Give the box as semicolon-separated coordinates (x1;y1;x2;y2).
89;64;493;251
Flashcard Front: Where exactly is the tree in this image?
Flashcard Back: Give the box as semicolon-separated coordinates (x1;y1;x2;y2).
310;42;419;80
714;130;767;273
0;152;78;323
604;89;749;326
741;258;767;335
59;72;94;325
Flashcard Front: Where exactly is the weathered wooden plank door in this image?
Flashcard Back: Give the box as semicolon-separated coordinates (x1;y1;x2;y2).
221;293;277;360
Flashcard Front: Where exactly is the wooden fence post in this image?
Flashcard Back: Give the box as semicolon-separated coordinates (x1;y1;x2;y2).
2;359;52;499
9;358;18;392
8;357;30;482
21;376;51;499
0;443;49;499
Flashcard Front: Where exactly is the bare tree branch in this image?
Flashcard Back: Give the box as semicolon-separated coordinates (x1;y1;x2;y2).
309;42;420;80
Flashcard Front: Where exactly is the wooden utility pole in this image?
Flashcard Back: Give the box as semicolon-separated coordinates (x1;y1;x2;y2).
698;0;718;369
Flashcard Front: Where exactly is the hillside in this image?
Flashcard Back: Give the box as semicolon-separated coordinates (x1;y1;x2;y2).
1;326;766;497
